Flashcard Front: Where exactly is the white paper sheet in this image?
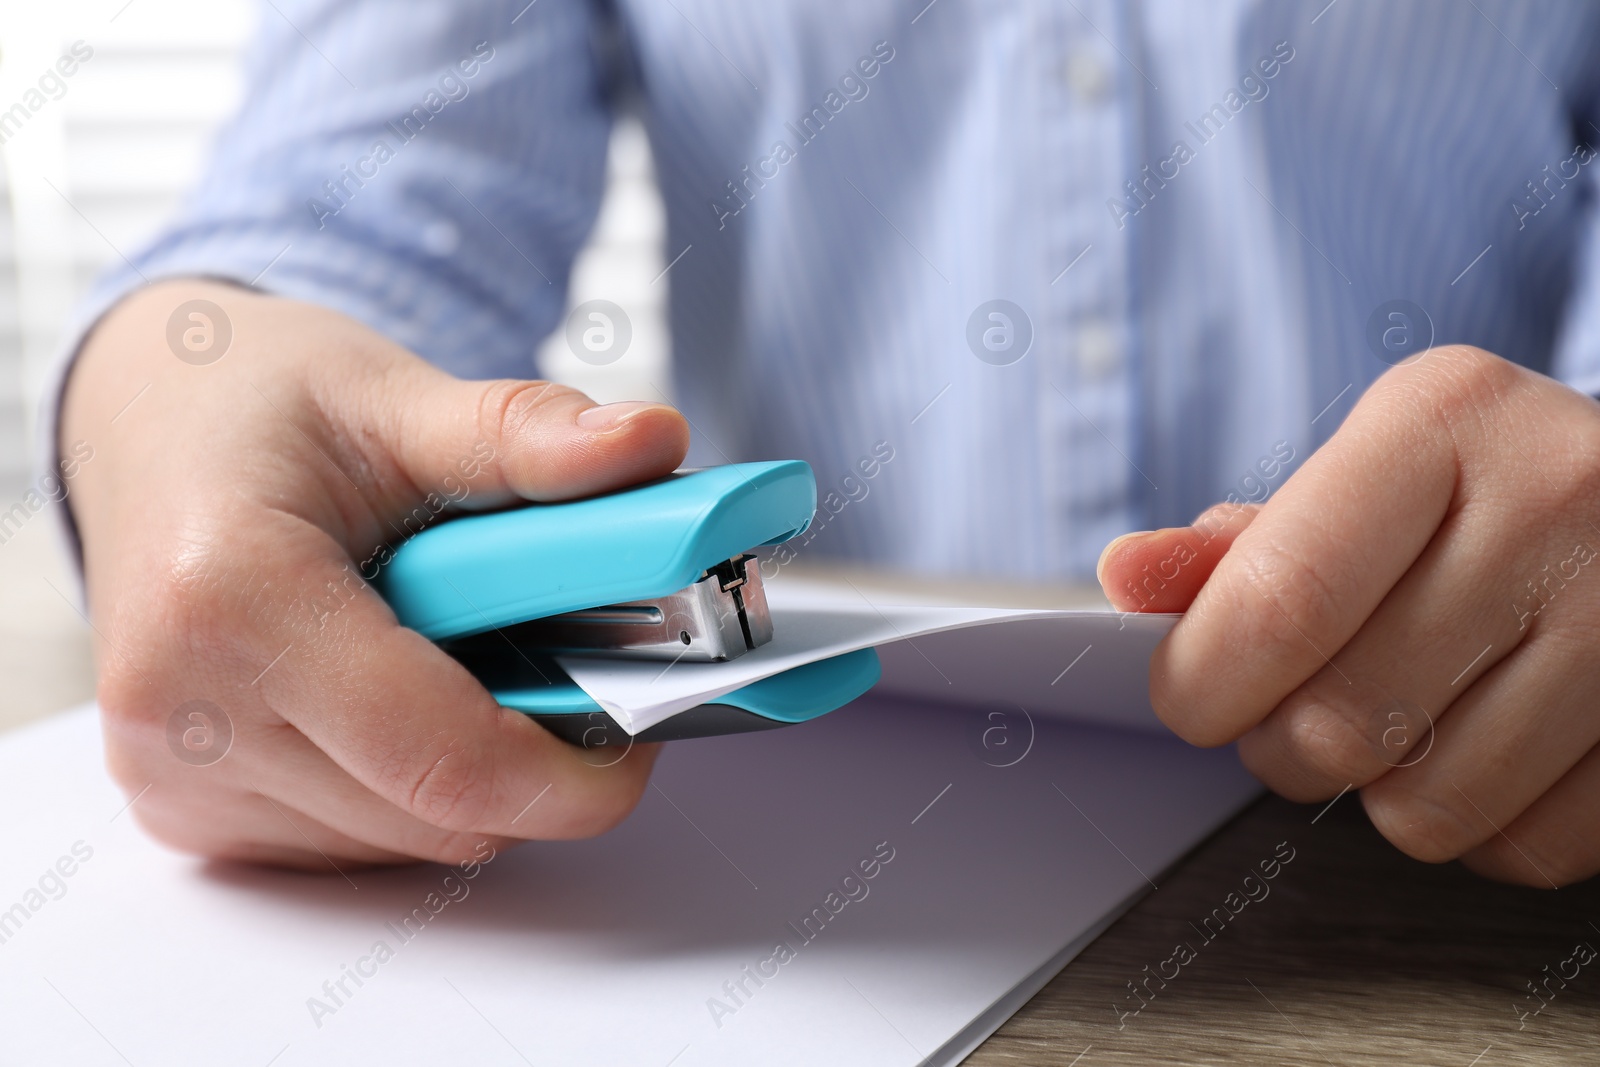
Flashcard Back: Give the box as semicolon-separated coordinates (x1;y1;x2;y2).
0;700;1259;1067
558;580;1179;734
872;612;1182;733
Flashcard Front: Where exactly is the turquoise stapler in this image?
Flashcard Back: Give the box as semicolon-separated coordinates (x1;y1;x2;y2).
375;461;880;747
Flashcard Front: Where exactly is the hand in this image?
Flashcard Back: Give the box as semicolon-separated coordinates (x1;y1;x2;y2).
63;280;688;868
1097;346;1600;887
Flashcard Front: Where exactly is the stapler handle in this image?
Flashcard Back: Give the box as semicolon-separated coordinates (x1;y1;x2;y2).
375;461;816;641
374;460;879;742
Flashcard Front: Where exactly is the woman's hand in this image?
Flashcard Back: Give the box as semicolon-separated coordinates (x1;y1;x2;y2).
64;279;688;868
1099;347;1600;887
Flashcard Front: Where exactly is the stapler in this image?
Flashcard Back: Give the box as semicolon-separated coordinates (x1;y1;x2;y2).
376;461;880;747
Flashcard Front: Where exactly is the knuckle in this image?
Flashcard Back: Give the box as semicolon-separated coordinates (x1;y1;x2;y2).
113;520;252;653
1384;344;1517;425
392;742;499;831
98;617;198;736
98;541;255;738
475;379;581;449
1232;538;1348;650
1274;695;1383;788
1425;344;1512;386
1361;783;1483;864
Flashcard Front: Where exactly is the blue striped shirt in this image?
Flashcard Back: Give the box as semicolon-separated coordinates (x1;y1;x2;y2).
62;0;1600;579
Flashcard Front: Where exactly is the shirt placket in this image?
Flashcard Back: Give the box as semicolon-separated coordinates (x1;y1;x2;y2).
1037;0;1139;572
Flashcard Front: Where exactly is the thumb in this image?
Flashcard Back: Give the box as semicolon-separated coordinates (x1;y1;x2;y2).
1097;503;1261;613
372;371;690;516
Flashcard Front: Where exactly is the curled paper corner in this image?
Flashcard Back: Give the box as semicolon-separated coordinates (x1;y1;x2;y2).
595;697;636;735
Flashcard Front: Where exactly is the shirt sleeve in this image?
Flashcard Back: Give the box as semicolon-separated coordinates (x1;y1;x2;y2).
69;0;614;376
37;0;616;578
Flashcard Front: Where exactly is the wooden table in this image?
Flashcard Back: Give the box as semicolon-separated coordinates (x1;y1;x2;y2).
969;794;1600;1066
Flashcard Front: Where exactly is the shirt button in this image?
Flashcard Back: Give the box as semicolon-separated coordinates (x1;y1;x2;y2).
1061;50;1110;103
1073;318;1121;380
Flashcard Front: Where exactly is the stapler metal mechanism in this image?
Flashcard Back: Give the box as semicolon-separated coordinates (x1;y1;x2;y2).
376;461;879;747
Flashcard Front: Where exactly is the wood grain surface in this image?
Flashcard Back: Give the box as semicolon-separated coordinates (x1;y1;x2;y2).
968;795;1600;1066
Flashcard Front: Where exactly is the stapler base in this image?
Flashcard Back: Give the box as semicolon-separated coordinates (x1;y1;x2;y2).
457;646;881;747
530;703;796;748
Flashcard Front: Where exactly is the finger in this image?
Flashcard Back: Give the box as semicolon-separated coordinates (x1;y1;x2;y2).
129;782;413;869
1460;741;1600;888
247;720;632;864
248;513;661;840
1234;497;1536;802
348;363;690;518
1359;621;1600;867
1097;504;1261;612
108;503;664;846
1148;352;1510;747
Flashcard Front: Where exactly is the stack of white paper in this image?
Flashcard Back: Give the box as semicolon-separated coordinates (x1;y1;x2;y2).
0;582;1260;1066
559;578;1179;734
0;696;1256;1066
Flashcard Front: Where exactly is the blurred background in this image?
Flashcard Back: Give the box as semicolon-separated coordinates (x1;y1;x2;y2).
0;0;670;729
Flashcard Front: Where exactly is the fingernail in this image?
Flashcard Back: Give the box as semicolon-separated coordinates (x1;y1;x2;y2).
575;400;666;431
1095;530;1158;586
